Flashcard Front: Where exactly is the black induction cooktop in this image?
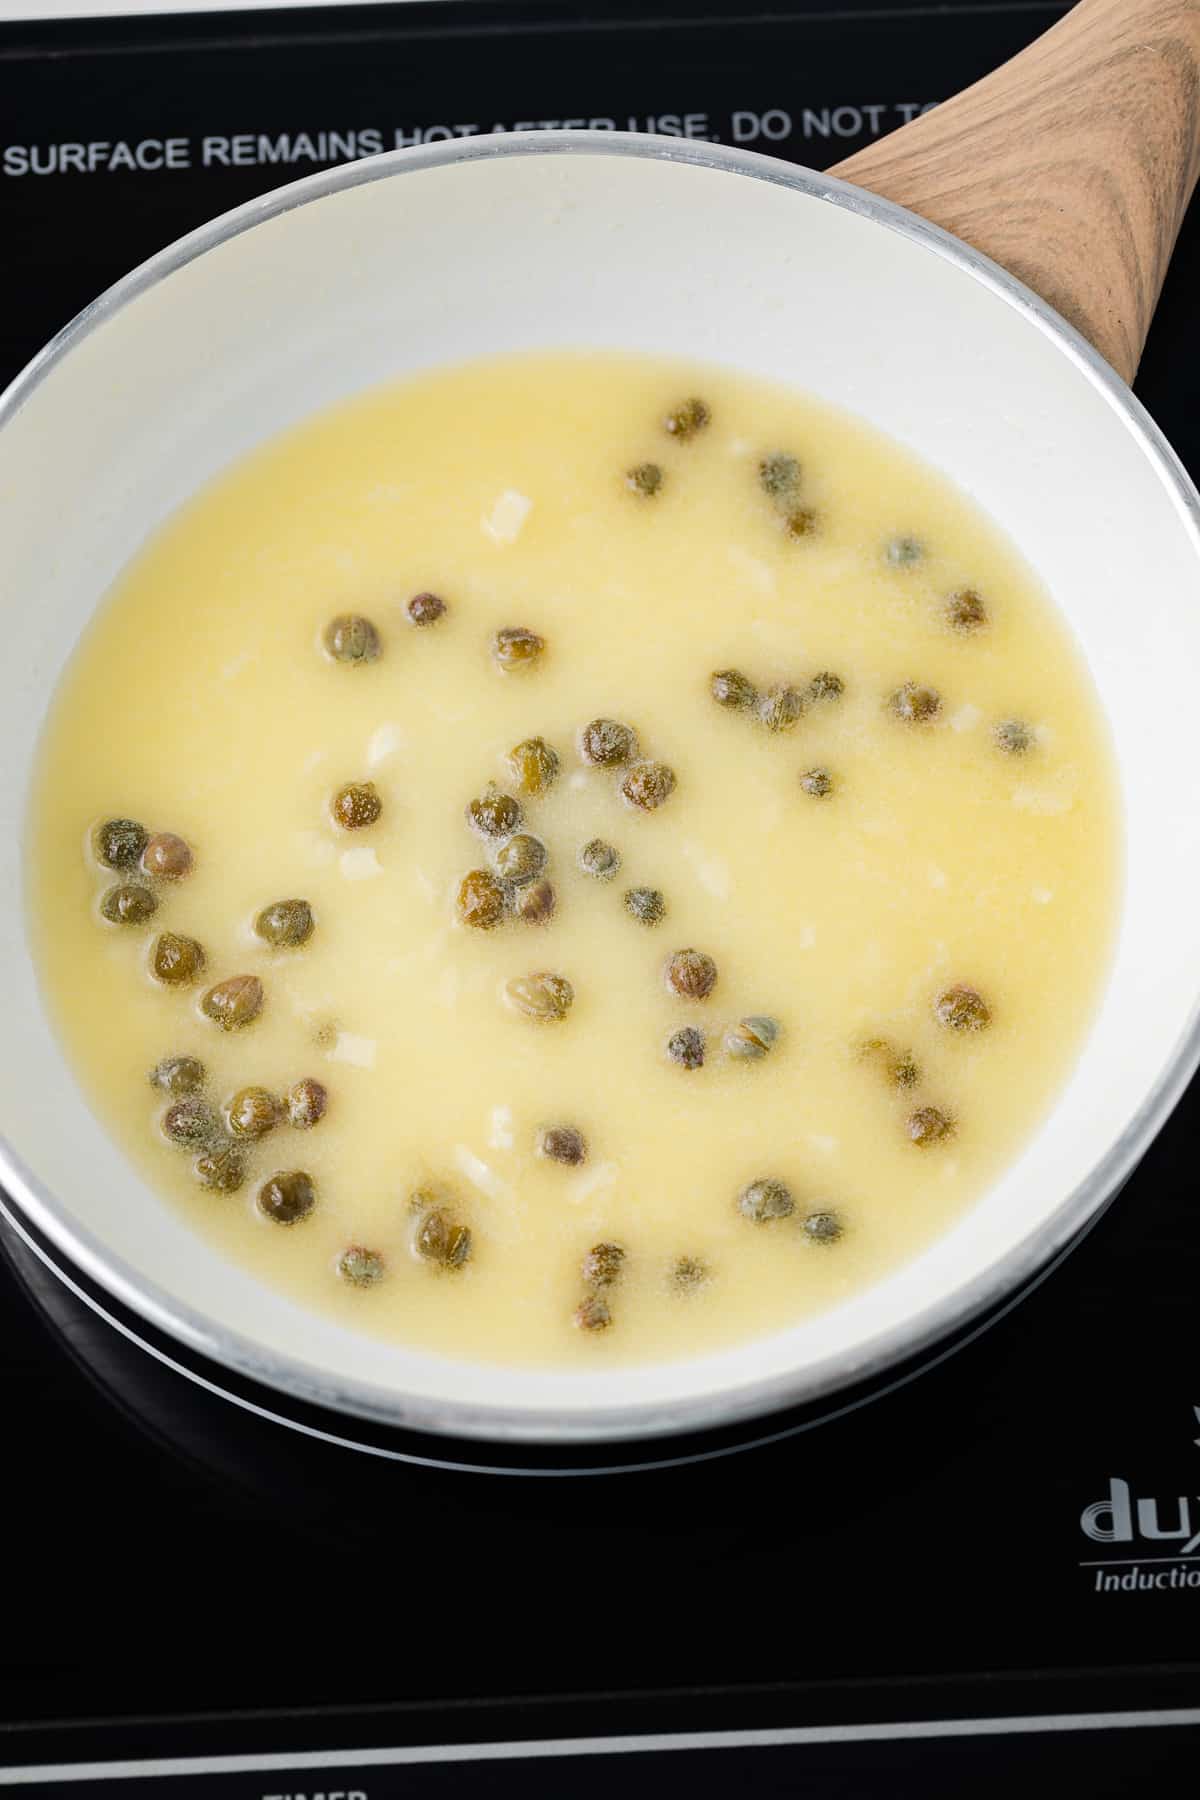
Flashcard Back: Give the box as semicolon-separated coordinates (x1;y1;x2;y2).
2;3;1200;1791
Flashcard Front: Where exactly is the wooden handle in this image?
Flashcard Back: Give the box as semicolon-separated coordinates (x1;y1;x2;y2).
828;0;1200;384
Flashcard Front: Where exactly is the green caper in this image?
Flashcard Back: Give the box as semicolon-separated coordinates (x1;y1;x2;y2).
663;396;710;440
934;983;991;1031
579;838;621;881
802;1210;844;1244
724;1015;779;1060
580;718;639;767
624;886;665;926
908;1105;955;1148
671;1255;710;1294
885;534;924;567
194;1143;248;1192
466;788;523;839
407;592;446;627
539;1125;588;1165
710;669;758;711
415;1208;472;1267
892;1052;920;1088
626;462;664;497
324;614;382;663
457;868;507;930
666;949;717;1001
582;1242;625;1288
512;878;556;925
505;972;574;1021
338;1245;385;1286
621;760;676;810
141;832;193;880
507;736;559;796
161;1097;218;1147
94;818;148;870
667;1026;705;1069
150;1054;206;1095
809;670;845;701
756;687;806;732
994;718;1034;755
784;508;818;539
800;767;833;798
224;1085;281;1139
858;1037;920;1088
946;588;987;630
737;1177;795;1223
286;1077;327;1128
150;932;206;987
99;883;157;926
889;681;942;723
331;781;381;830
494;833;547;888
258;1170;316;1224
201;974;264;1031
255;899;314;949
759;452;801;499
574;1295;612;1331
491;626;545;671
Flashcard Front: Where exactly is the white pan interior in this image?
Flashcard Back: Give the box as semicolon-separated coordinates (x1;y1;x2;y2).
1;137;1199;1442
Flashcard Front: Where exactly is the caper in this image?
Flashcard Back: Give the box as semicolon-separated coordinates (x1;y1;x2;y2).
892;1051;920;1088
667;1026;705;1069
626;462;663;497
150;932;206;986
507;736;559;796
759;452;801;499
505;972;574;1021
724;1015;779;1060
150;1054;206;1095
255;898;314;949
579;838;620;881
908;1105;955;1147
934;983;992;1031
139;828;189;878
338;1245;385;1286
621;760;676;810
201;974;264;1030
258;1170;317;1224
666;949;717;1001
161;1097;218;1147
784;507;818;539
331;781;381;830
809;670;845;701
224;1085;281;1140
624;886;665;926
539;1125;588;1165
737;1177;795;1223
286;1077;328;1129
582;1242;625;1288
946;588;987;630
756;686;806;732
407;592;446;627
885;534;924;567
512;878;556;925
466;788;523;839
457;868;507;930
574;1295;613;1331
94;818;148;870
491;626;545;671
99;883;157;926
415;1208;472;1267
580;718;639;767
194;1142;248;1192
663;396;710;440
858;1038;920;1088
494;833;547;888
994;718;1033;755
800;767;833;798
802;1210;844;1243
889;681;942;723
671;1255;710;1294
710;669;758;711
324;614;381;663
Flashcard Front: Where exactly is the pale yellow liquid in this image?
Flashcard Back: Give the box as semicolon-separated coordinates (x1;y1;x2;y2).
29;355;1120;1366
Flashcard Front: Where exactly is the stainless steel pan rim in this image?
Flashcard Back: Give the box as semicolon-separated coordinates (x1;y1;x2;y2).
3;129;1199;1446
